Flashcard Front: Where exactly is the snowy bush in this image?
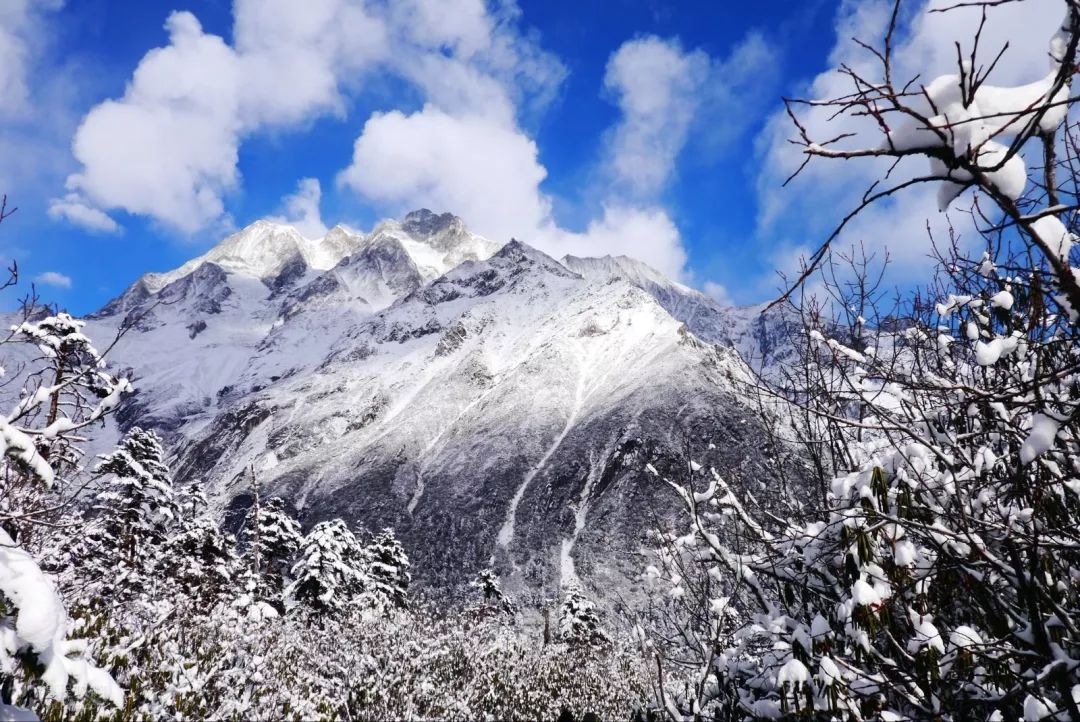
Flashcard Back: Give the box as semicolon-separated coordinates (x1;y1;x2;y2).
28;424;648;720
647;250;1080;718
642;2;1080;718
0;292;130;716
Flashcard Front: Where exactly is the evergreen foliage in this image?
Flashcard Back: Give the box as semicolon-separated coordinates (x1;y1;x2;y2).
469;567;514;614
285;519;369;614
559;585;608;647
365;528;411;610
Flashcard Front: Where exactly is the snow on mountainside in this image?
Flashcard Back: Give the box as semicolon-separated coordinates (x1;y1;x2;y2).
139;209;499;293
562;254;800;372
85;211;793;598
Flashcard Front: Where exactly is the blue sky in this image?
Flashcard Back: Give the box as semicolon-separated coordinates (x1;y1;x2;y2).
0;0;1065;314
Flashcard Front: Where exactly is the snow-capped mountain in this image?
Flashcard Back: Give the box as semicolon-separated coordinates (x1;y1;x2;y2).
87;210;790;597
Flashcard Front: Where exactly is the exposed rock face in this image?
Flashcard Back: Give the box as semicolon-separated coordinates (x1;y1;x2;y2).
85;211;795;599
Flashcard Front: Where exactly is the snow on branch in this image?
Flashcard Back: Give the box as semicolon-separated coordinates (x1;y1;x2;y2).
774;0;1080;316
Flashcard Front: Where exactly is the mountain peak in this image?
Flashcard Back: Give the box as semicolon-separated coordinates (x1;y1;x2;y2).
402;209;462;237
490;239;579;278
324;223;358;239
140;220;310;292
561;254;695;295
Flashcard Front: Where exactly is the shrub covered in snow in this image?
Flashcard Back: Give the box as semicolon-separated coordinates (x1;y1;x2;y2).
0;300;131;717
641;2;1080;718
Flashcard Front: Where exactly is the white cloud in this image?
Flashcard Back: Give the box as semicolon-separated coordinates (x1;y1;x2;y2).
231;0;388;129
539;206;687;279
60;0;565;235
703;281;732;306
0;0;63;120
339;107;549;244
390;0;493;59
47;193;120;233
0;4;34;117
755;0;1065;284
0;0;79;201
66;13;241;233
270;178;328;239
602;33;775;198
699;32;775;151
62;4;371;233
34;270;71;289
603;36;709;196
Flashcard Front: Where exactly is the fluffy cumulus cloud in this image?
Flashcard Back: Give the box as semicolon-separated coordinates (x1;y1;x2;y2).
48;193;121;234
339;107;550;245
270;178;328;239
34;270;71;289
391;0;493;59
66;12;241;233
59;0;564;236
61;2;390;234
755;0;1065;283
230;0;387;129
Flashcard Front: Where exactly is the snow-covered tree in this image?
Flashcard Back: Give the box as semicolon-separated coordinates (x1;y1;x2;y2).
651;246;1080;717
559;585;608;647
161;515;239;604
642;4;1080;719
285;519;369;614
175;479;209;522
0;247;129;715
776;0;1080;321
469;567;514;614
92;427;177;562
364;527;411;610
241;495;302;599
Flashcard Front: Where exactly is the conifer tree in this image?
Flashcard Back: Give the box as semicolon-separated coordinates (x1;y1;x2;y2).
81;427;177;600
286;519;369;614
239;496;300;604
558;585;608;647
94;426;177;561
161;515;239;604
469;567;514;614
175;479;209;522
364;528;411;609
243;496;303;585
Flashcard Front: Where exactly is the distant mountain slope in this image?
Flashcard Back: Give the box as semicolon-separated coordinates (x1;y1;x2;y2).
86;210;793;597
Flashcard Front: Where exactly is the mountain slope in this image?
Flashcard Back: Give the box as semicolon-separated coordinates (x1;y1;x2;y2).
562;253;800;372
88;212;788;597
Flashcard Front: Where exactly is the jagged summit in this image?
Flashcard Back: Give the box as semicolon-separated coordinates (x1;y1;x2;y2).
130;211;499;297
363;213;500;282
562;254;699;298
142;220;310;292
401;208;461;237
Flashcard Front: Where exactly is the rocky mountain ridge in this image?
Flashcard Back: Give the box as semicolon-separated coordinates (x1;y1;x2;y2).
84;210;794;598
